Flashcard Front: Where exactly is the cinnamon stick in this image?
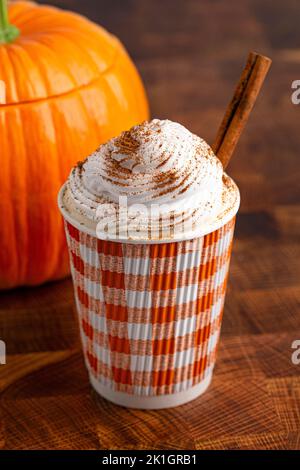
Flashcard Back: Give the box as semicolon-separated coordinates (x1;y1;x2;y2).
212;52;271;169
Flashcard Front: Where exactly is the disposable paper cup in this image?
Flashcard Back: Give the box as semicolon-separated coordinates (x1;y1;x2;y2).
58;185;239;409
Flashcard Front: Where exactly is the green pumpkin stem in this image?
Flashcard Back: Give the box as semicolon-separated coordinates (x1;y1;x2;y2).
0;0;19;44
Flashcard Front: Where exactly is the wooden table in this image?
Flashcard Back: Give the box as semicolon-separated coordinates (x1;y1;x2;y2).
1;0;300;450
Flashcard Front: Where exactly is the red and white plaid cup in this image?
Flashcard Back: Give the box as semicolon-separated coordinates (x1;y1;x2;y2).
59;187;238;409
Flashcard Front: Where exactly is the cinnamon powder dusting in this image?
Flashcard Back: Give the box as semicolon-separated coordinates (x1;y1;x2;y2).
115;129;140;155
76;159;87;172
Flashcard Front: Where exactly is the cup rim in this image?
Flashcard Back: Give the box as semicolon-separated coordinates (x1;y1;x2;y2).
58;182;240;245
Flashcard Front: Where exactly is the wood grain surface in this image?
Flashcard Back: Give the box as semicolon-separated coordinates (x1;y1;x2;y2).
1;0;300;450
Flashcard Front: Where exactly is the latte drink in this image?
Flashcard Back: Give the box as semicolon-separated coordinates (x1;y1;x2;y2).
58;119;240;408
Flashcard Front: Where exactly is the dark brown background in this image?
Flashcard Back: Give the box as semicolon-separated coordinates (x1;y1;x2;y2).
0;0;300;450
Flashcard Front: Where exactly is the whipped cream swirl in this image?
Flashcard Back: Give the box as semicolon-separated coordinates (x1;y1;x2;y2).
62;119;239;240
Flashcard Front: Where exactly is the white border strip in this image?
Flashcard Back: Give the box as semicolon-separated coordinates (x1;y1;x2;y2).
89;372;212;409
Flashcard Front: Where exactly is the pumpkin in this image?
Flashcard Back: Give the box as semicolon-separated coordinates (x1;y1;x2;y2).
0;0;149;289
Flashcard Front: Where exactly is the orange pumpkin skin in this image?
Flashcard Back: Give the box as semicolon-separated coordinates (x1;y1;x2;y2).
0;1;149;289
